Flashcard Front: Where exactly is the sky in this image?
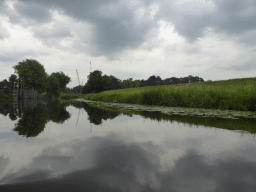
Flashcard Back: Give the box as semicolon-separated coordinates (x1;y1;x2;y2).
0;0;256;88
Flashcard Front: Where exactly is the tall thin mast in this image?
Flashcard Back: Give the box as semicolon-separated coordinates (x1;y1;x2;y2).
76;69;81;93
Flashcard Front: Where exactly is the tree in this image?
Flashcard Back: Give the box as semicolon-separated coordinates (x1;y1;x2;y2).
163;77;180;85
132;80;141;88
85;70;104;93
139;79;147;87
146;75;162;86
180;77;189;84
50;71;71;92
120;78;133;89
8;74;19;88
45;75;60;98
13;59;48;92
106;75;120;90
0;79;9;88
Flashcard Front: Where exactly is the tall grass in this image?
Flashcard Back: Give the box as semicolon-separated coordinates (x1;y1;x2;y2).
76;77;256;111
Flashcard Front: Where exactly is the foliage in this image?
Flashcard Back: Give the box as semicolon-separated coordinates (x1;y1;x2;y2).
102;75;120;91
0;79;10;88
8;74;19;88
50;71;71;92
85;70;104;93
11;101;71;138
13;59;48;92
146;75;163;86
46;75;60;98
82;70;121;94
13;107;48;138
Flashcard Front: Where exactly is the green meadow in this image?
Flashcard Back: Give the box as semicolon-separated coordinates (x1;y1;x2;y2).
61;77;256;112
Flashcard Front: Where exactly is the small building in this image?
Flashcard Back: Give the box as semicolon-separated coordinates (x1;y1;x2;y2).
0;82;37;99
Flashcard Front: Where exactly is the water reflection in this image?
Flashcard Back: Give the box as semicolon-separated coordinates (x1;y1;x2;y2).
0;99;71;138
0;101;256;191
135;110;256;134
71;102;121;125
1;132;256;191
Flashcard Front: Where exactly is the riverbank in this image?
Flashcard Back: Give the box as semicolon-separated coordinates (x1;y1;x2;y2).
63;77;256;112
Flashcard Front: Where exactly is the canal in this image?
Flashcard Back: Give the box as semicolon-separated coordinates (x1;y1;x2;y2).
0;99;256;191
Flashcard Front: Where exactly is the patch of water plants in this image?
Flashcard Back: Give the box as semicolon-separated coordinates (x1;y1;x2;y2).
74;98;256;119
73;98;256;134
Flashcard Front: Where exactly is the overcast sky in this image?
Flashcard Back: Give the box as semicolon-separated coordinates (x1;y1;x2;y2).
1;0;256;88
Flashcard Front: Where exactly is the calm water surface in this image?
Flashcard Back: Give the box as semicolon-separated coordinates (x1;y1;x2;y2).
0;100;256;192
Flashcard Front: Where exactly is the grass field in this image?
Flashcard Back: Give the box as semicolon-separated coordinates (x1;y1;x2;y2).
60;77;256;112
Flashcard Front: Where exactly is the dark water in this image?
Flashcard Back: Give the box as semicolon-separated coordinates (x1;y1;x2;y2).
0;99;256;192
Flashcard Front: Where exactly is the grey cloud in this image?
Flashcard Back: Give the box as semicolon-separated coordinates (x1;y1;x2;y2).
221;57;256;71
0;22;10;39
156;0;256;45
11;0;158;59
32;24;73;40
0;51;43;63
234;30;256;47
0;169;52;184
0;155;10;175
3;0;256;57
212;0;256;35
174;14;211;43
13;1;53;24
0;0;8;11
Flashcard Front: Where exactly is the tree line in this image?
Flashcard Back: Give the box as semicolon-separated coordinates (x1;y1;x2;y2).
78;70;205;94
0;58;205;96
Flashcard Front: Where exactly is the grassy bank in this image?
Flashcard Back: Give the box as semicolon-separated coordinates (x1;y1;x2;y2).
61;77;256;111
0;94;13;104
